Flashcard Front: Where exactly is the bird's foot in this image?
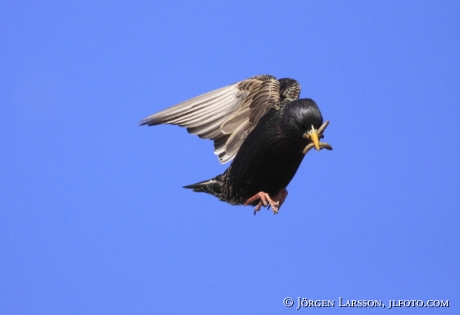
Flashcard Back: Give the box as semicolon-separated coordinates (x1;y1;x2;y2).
302;120;333;154
244;189;288;215
245;192;279;215
272;189;288;212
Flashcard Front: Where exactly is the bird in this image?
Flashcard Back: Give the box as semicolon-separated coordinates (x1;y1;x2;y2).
140;75;332;214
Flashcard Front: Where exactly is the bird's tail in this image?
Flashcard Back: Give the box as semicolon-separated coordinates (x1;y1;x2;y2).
183;174;224;197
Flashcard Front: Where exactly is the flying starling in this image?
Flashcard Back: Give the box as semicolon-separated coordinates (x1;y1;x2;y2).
141;75;332;214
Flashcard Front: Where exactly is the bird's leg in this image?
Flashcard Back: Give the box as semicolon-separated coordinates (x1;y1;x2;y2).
244;192;280;215
271;189;288;214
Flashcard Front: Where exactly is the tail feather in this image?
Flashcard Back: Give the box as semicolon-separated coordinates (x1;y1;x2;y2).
183;175;224;197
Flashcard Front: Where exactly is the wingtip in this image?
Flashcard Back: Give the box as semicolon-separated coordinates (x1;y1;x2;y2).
139;119;151;126
139;115;161;127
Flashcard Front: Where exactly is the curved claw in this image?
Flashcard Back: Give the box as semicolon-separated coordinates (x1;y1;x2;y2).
246;191;287;215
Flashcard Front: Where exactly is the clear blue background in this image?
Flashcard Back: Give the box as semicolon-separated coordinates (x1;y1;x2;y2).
1;1;459;314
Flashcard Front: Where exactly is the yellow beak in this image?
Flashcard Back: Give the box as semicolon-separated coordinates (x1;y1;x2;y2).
303;125;321;151
310;129;320;151
301;121;333;155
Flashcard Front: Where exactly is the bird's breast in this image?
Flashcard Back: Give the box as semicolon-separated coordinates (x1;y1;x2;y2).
226;129;307;200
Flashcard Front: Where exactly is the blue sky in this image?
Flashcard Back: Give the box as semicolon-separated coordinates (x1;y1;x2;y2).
1;1;459;314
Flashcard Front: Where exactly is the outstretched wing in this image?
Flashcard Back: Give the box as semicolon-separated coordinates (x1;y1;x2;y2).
140;75;282;164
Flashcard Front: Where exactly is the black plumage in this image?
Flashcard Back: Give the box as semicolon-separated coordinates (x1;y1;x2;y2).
141;75;332;214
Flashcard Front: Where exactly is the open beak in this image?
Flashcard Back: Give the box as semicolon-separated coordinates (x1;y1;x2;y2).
302;121;333;155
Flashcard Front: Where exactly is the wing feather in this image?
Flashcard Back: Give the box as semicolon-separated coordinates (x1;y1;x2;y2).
141;75;281;164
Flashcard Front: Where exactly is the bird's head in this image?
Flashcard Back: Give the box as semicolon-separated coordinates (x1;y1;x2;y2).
283;99;333;154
